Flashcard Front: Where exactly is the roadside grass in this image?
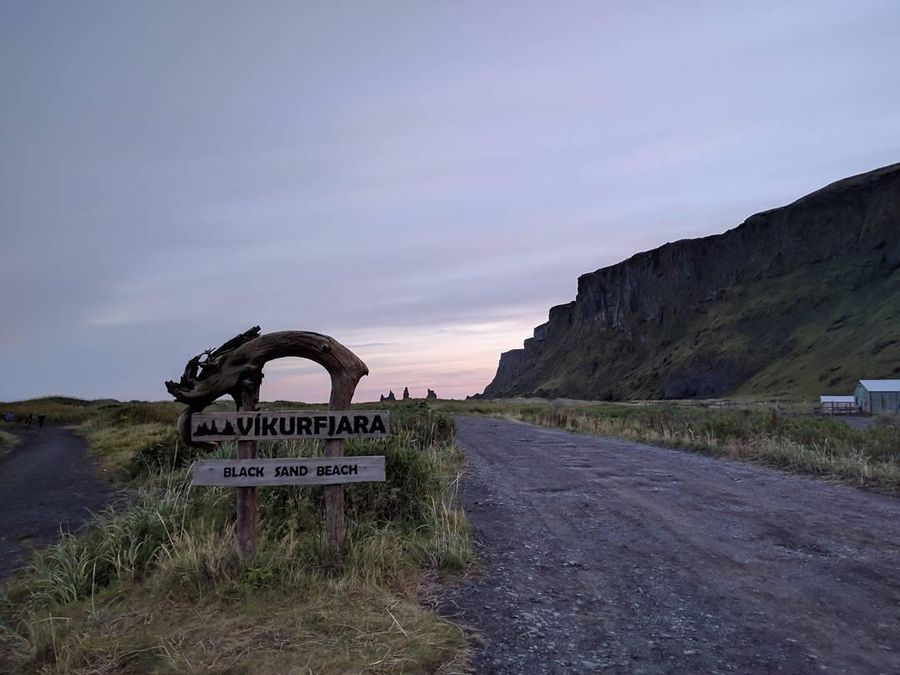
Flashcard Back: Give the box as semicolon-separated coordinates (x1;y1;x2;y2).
80;422;183;479
0;429;20;458
0;397;185;429
89;400;184;427
2;583;467;674
438;399;900;490
0;402;473;672
874;414;900;430
0;397;103;425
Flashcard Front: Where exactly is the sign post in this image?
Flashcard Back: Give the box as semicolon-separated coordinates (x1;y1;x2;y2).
165;328;385;561
190;456;386;487
234;377;261;561
187;407;390;561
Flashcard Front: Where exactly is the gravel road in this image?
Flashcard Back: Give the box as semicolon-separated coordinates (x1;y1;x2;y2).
440;417;900;674
0;427;119;579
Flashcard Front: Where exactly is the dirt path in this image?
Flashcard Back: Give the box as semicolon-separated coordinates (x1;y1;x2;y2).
0;427;119;579
440;417;900;674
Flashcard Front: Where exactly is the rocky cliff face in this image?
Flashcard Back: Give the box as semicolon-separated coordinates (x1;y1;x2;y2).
483;163;900;400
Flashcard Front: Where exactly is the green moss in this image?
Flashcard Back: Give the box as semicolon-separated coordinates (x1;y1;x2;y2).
528;260;900;399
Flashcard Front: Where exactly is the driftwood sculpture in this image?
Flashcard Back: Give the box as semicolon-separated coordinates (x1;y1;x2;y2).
166;327;369;448
166;327;369;557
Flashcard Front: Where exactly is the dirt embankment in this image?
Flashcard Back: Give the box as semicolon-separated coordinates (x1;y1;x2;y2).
0;427;119;579
441;416;900;674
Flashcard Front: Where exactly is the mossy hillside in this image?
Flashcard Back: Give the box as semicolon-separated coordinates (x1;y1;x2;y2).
484;163;900;400
507;258;899;400
738;264;900;395
653;259;900;397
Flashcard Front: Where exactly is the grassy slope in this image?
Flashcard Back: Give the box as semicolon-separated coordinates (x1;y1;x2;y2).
528;260;900;400
0;397;101;425
736;263;900;395
489;164;900;401
0;401;473;673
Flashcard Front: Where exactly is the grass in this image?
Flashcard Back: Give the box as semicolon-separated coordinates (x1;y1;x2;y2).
0;401;473;673
485;258;900;400
438;398;900;490
0;397;105;425
2;584;467;673
80;423;182;479
0;429;20;458
0;398;197;480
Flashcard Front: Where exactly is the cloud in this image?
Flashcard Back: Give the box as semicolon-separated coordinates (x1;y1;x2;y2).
2;1;900;400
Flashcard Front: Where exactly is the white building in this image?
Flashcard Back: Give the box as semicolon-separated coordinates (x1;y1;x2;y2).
854;380;900;415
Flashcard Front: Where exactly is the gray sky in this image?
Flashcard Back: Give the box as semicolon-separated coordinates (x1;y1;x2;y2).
2;1;899;403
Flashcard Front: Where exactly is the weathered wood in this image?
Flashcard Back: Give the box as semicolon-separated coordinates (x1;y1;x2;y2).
166;331;369;438
325;347;359;559
167;329;372;560
191;456;386;487
324;438;345;559
189;411;390;441
234;380;260;561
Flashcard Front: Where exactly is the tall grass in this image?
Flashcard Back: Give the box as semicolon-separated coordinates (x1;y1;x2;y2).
456;400;900;488
0;429;19;457
0;398;98;425
0;403;473;672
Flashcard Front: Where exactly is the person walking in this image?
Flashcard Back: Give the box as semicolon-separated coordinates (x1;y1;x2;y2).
37;414;46;429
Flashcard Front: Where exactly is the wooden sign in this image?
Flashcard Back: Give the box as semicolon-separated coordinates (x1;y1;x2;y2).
190;411;390;441
166;328;380;561
191;456;385;487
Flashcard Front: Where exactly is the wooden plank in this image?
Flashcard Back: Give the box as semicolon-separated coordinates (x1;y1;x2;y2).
324;438;346;560
235;380;260;560
190;411;390;441
190;456;386;487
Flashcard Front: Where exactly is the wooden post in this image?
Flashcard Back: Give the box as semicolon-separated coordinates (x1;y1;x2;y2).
324;438;346;559
167;330;370;563
325;368;357;560
234;377;260;560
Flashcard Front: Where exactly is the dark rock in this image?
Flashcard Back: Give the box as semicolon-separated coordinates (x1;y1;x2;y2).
402;387;410;400
426;389;438;400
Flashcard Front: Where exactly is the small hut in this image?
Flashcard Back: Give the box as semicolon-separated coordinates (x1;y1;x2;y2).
854;380;900;415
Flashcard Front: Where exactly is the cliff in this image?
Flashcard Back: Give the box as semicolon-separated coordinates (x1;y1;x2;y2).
483;163;900;400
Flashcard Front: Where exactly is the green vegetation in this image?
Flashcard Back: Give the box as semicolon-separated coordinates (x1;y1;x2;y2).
439;399;900;490
79;402;185;479
0;397;103;425
0;401;473;673
486;252;900;401
713;262;900;397
0;430;20;458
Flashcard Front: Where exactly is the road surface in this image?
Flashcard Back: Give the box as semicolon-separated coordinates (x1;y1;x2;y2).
0;427;119;579
440;416;900;674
